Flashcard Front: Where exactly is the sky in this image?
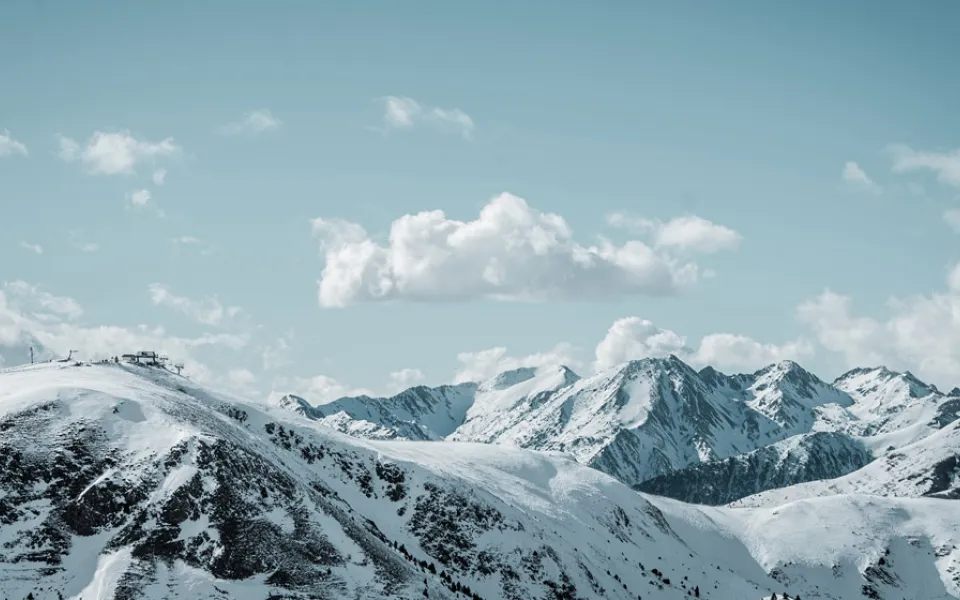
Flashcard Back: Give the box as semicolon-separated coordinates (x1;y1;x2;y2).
2;1;960;401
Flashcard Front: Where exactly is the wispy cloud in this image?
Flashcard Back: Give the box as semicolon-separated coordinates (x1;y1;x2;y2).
3;280;83;320
218;109;283;136
152;168;167;186
606;212;743;254
0;130;28;157
887;144;960;189
262;335;292;371
58;130;180;176
19;241;43;255
170;235;215;256
378;96;474;139
841;161;882;194
147;283;242;327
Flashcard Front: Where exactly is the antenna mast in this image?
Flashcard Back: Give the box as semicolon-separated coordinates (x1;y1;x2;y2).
29;346;34;364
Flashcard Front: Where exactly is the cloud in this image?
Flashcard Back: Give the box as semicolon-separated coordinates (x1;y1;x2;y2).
172;236;201;245
311;193;735;307
379;96;474;139
593;317;690;371
218;109;283;136
944;209;960;233
58;130;180;176
125;188;165;217
19;241;43;255
127;188;152;207
454;343;581;384
67;230;99;253
694;334;814;371
225;368;259;395
147;283;242;327
74;241;100;253
387;368;426;392
453;316;812;383
841;161;882;194
170;235;216;256
593;316;814;372
272;375;374;405
152;168;167;186
0;130;27;157
798;263;960;389
887;144;960;189
261;336;292;370
3;281;83;320
607;213;743;253
0;282;246;382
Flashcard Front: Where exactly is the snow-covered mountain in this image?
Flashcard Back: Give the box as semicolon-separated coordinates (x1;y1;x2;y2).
271;382;478;441
731;416;960;508
3;362;960;600
635;431;873;505
833;366;960;441
287;356;863;487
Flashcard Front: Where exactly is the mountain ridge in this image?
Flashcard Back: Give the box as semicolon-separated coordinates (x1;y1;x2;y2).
2;361;960;600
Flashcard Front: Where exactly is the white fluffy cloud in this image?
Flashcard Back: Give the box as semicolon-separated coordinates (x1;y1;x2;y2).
592;317;811;372
944;209;960;233
607;213;743;254
454;343;581;384
798;264;960;389
58;130;180;176
388;368;426;392
593;317;690;371
152;168;167;186
312;193;738;307
842;161;882;194
148;284;242;327
218;109;283;136
19;241;43;255
455;316;811;383
125;188;165;217
694;334;814;371
380;96;474;139
0;130;27;157
887;144;960;189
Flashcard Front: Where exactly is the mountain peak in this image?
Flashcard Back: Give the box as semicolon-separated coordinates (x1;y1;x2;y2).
834;365;939;400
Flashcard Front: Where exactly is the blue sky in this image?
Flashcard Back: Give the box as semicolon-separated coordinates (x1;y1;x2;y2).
2;1;960;399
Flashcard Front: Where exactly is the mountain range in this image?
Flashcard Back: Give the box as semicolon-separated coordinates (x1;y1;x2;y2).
1;355;959;599
277;356;960;502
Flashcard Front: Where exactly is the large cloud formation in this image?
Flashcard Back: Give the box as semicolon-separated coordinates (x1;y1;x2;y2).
453;316;812;383
798;263;960;390
312;193;740;307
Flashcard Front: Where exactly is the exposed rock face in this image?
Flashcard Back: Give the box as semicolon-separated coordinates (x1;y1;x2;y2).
635;431;873;505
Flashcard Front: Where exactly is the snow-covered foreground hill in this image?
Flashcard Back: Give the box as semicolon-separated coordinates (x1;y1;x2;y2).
3;363;959;599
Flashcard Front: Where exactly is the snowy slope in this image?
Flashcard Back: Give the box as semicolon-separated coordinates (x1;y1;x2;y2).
635;431;872;505
275;358;960;508
834;367;955;437
272;382;478;441
732;417;960;508
2;363;959;600
449;357;854;486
